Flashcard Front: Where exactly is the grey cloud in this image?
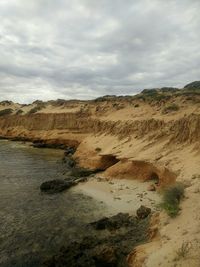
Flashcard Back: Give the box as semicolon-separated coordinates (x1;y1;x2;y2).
0;0;200;102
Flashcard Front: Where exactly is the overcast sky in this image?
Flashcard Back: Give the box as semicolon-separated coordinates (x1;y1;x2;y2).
0;0;199;103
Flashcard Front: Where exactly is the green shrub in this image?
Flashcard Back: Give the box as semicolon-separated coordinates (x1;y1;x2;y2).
160;183;184;217
28;104;45;114
141;89;158;95
175;242;191;259
163;183;184;203
153;94;171;102
16;109;23;115
0;108;13;116
162;104;179;114
184;81;200;89
134;89;172;104
28;107;39;114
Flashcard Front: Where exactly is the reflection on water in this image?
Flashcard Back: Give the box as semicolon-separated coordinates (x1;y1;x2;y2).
0;141;105;267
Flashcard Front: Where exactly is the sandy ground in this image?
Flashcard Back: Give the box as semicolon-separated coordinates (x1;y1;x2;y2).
73;177;161;216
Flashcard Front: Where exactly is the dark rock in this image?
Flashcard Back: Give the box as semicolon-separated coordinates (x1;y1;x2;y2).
42;237;118;267
66;168;101;178
64;147;76;156
0;136;8;140
136;205;151;219
42;211;150;267
32;141;48;148
93;245;117;267
40;179;76;193
64;176;88;184
62;156;76;168
90;213;134;230
32;140;68;149
10;137;30;142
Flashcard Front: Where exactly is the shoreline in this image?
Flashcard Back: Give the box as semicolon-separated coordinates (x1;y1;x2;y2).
73;176;161;215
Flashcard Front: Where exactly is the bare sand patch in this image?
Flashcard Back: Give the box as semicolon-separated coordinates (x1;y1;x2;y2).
73;177;161;216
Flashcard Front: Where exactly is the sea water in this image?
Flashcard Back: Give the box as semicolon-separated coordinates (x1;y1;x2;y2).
0;140;106;267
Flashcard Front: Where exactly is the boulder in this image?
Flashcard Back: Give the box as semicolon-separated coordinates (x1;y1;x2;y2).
42;211;150;267
32;140;67;149
136;205;151;219
93;245;117;267
40;179;76;193
90;213;134;230
62;156;76;168
67;168;100;178
64;147;76;156
43;238;117;267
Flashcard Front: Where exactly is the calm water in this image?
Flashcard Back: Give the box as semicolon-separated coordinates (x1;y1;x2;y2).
0;140;106;267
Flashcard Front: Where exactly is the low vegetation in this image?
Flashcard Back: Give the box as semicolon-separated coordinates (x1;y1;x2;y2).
16;109;23;115
0;108;13;116
175;242;191;260
162;103;179;114
28;107;40;114
95;147;102;152
134;89;172;103
160;183;184;217
184;81;200;90
28;104;45;114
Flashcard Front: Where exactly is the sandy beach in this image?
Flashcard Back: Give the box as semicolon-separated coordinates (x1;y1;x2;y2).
73;177;161;215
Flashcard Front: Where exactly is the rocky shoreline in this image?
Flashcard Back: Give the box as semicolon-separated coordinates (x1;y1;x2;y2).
42;209;151;267
0;138;156;267
37;145;154;267
40;146;102;194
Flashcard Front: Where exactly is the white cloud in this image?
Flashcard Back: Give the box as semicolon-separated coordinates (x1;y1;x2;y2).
0;0;199;102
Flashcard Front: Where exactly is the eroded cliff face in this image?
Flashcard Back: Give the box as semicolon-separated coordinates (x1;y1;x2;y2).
0;101;199;191
0;99;200;179
0;87;200;148
1;112;200;144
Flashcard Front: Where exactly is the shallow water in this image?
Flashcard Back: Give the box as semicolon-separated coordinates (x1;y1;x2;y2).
0;141;106;267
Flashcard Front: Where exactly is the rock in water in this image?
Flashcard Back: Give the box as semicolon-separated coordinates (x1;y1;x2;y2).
62;156;76;168
136;205;151;219
42;237;117;267
40;179;76;193
90;213;134;230
93;245;117;267
66;168;101;178
64;146;76;156
42;212;150;267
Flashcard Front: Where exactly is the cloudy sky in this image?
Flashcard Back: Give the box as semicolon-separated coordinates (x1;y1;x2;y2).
0;0;199;103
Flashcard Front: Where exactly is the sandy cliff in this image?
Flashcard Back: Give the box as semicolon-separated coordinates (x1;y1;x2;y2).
1;83;200;266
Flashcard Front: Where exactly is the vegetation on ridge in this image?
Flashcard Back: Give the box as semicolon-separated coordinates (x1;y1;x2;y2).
28;103;46;114
162;103;179;114
0;108;13;116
